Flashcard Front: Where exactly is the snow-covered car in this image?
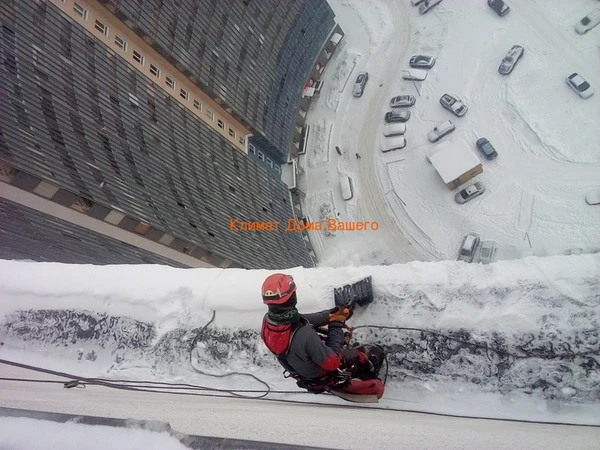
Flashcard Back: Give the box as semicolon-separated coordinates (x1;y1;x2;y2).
566;73;594;99
419;0;443;15
380;136;407;153
340;176;354;201
352;72;369;97
487;0;510;17
411;0;427;5
498;45;524;75
402;68;428;81
585;188;600;205
383;123;407;137
455;182;485;204
390;95;416;108
574;9;600;35
409;55;436;69
439;94;468;117
385;110;411;123
428;120;455;143
477;240;497;264
476;138;498;160
457;233;480;263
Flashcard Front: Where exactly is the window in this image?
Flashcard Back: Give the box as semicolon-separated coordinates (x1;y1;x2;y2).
165;76;175;89
193;99;202;110
129;93;139;108
132;50;144;65
275;165;281;173
73;3;88;20
257;151;264;161
248;144;255;155
94;20;108;36
114;35;127;51
217;119;224;129
180;88;189;101
228;128;235;138
206;110;214;121
267;158;273;168
149;64;160;78
238;136;244;145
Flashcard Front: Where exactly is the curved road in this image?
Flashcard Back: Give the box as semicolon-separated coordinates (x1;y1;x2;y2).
348;1;431;263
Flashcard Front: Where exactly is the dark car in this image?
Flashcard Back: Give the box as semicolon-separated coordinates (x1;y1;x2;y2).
419;0;443;14
390;95;416;108
476;138;498;160
409;55;436;69
353;72;369;97
385;110;411;123
498;45;524;75
439;94;468;117
488;0;510;16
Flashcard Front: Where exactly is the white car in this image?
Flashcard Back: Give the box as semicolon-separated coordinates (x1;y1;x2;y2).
585;188;600;205
427;120;455;143
566;73;594;99
477;241;497;265
352;72;369;97
402;69;428;81
575;9;600;35
380;136;407;153
457;233;480;263
382;123;407;137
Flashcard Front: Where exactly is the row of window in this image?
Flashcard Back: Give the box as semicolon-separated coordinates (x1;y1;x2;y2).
72;2;245;146
248;144;280;172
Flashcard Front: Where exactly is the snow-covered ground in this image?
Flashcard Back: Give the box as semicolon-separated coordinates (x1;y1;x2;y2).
301;0;600;267
1;257;599;433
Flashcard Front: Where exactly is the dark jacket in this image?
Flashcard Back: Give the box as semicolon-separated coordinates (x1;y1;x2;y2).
261;309;345;380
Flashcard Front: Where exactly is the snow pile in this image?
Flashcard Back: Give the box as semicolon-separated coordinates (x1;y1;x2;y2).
324;49;361;111
0;256;598;425
306;119;332;168
306;190;338;238
0;417;189;450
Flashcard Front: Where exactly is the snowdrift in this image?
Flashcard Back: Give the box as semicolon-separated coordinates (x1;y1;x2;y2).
0;255;598;424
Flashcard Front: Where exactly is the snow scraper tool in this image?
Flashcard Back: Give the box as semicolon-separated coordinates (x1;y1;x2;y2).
334;276;374;311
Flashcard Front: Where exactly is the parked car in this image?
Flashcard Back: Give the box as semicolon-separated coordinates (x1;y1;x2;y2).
476;138;498;160
498;45;524;75
390;95;416;108
419;0;443;15
427;120;455;143
383;123;407;137
352;72;369;97
566;73;594;99
575;9;600;35
409;55;436;69
439;94;468;117
380;136;407;153
457;233;480;263
402;68;428;81
585;188;600;205
411;0;427;5
487;0;510;17
385;110;411;123
477;241;497;264
455;182;485;204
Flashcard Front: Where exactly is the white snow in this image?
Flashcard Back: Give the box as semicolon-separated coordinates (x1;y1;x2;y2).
0;257;599;430
0;417;189;450
301;0;600;267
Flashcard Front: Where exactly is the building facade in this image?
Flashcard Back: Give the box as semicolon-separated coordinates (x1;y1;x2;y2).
0;0;341;269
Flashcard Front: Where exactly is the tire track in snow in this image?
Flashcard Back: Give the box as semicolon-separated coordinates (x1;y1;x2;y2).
516;189;535;234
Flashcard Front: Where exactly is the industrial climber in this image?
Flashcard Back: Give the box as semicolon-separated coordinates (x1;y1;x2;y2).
260;273;385;399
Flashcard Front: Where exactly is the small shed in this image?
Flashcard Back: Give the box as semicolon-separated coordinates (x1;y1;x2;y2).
429;141;483;190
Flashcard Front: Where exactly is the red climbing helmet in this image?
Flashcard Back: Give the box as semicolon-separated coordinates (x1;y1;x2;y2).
262;273;297;305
